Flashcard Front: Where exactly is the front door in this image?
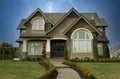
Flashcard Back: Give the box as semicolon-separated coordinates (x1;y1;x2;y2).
51;40;66;58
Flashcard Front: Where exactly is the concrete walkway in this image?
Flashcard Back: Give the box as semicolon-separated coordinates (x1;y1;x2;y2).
49;59;81;79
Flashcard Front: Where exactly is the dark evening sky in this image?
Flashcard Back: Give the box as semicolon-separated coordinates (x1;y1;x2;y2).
0;0;120;47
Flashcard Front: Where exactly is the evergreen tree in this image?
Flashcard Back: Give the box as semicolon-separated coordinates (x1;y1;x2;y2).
106;44;110;58
64;43;68;60
42;43;46;58
93;45;99;59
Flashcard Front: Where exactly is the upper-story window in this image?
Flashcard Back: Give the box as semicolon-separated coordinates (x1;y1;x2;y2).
31;17;45;30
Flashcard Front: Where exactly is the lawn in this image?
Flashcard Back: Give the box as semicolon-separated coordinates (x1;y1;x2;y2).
79;62;120;79
0;60;46;79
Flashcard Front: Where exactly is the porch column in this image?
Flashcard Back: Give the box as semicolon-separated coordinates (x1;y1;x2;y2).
22;39;27;52
46;39;51;58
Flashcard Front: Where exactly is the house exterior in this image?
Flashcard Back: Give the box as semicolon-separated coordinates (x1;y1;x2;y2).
110;46;120;58
16;8;109;59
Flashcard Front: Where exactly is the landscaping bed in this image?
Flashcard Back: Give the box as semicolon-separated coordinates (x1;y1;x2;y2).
39;58;58;79
0;60;46;79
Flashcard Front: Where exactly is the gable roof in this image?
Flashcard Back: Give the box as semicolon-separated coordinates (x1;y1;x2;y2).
63;15;101;35
17;8;108;29
46;8;80;34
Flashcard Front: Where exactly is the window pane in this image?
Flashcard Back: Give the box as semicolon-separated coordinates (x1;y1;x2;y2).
86;33;90;39
79;40;86;51
74;40;78;52
73;29;92;52
32;18;44;30
86;40;91;51
97;43;103;56
78;31;85;39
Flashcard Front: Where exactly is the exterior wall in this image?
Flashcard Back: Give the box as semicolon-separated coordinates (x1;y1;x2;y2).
70;53;93;59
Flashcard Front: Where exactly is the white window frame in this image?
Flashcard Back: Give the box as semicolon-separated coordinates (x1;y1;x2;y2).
31;17;45;30
71;28;93;53
28;42;43;55
97;43;103;56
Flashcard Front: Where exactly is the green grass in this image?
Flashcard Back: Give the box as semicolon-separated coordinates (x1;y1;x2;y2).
79;62;120;79
0;60;46;79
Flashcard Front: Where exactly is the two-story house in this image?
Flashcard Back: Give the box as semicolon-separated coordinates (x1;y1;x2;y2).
16;8;109;59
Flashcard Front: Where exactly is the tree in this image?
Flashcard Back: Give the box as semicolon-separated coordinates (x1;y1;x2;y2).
64;43;68;60
0;42;16;59
93;45;99;59
42;43;46;58
106;45;110;58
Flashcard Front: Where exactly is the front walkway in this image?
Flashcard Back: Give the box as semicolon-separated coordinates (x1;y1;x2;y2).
49;59;81;79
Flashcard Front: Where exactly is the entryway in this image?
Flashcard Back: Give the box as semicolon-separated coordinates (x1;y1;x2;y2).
51;40;66;58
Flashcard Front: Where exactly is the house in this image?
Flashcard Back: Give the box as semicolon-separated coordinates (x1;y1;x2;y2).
110;45;120;58
16;8;109;59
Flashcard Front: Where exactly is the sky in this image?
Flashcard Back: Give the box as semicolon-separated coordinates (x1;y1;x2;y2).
0;0;120;47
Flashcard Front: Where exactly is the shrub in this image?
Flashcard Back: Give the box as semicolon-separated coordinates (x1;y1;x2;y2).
64;43;68;60
64;60;95;78
106;45;110;58
42;43;46;59
40;58;57;79
93;45;99;59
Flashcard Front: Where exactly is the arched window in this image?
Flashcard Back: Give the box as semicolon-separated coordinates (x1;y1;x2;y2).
32;17;45;30
71;28;93;52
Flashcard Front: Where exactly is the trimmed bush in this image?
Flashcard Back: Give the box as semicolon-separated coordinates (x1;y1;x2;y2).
68;58;120;62
39;58;57;79
106;45;110;58
64;60;96;79
93;45;99;59
42;43;46;59
64;43;68;60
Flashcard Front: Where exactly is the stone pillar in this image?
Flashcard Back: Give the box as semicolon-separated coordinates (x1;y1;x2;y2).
46;39;51;58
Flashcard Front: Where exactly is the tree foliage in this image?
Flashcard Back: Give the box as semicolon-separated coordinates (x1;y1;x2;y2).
0;42;16;59
106;44;110;58
42;43;46;58
93;45;99;59
64;43;68;60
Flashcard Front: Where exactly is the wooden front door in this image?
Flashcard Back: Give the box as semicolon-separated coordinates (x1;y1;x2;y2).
51;40;66;58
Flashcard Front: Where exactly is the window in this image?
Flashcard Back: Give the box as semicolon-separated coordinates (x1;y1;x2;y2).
28;42;43;55
72;28;93;52
32;17;45;30
97;43;103;56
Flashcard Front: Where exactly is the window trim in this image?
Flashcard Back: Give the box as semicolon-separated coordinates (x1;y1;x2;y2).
31;17;45;30
71;28;93;53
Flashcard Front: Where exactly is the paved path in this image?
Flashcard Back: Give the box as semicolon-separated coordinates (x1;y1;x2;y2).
49;59;81;79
